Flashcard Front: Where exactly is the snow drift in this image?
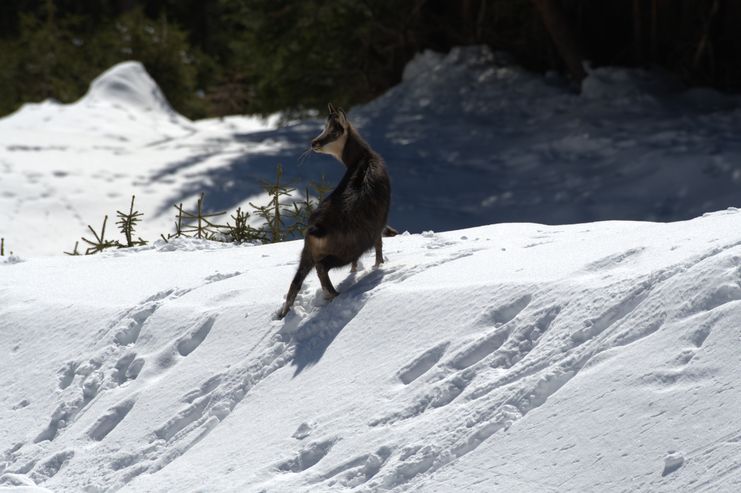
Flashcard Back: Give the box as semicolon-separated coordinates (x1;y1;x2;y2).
81;62;179;117
2;210;741;491
0;61;194;146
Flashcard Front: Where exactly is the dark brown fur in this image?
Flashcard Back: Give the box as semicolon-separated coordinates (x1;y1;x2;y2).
277;106;391;319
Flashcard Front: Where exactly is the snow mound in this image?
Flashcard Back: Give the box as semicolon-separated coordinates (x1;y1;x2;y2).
401;50;447;81
81;61;177;117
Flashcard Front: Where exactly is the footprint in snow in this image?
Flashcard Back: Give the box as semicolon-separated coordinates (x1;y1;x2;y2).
277;439;337;473
176;317;216;357
314;446;392;485
87;399;136;441
11;399;30;410
397;342;449;385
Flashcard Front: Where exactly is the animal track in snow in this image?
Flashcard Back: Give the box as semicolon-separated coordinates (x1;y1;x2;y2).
672;348;697;366
480;294;532;327
30;450;74;482
11;399;30;410
681;282;741;318
449;404;523;459
88;399;136;441
141;330;295;475
611;317;665;348
449;326;511;370
177;317;215;357
380;445;437;488
277;439;336;473
114;304;158;346
114;352;144;384
373;304;560;429
182;374;223;404
38;343;146;444
571;286;648;344
57;361;78;389
154;394;212;442
447;295;536;370
34;402;78;443
370;372;475;426
487;305;561;370
313;446;392;487
397;343;449;384
106;289;189;347
584;247;646;271
143;289;176;303
204;271;242;283
688;324;712;348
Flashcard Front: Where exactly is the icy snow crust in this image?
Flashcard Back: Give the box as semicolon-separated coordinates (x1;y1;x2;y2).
3;48;741;257
2;211;741;491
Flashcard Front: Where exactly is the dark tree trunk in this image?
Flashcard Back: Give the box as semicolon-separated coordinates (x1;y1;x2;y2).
531;0;587;81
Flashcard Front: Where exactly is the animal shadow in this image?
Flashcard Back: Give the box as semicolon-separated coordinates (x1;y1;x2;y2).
291;269;386;376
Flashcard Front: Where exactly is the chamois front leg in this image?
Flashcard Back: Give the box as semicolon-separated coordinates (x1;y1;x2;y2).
374;236;384;268
316;261;339;299
351;259;359;272
277;248;315;319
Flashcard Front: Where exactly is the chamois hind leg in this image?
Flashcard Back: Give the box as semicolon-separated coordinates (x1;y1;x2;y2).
278;248;315;319
374;236;384;268
316;261;339;299
351;259;359;272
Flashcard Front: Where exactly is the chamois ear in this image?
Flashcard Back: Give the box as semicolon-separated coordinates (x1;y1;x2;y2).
336;107;348;126
327;102;336;115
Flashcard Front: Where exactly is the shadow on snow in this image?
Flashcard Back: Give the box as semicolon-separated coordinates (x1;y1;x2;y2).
290;269;387;377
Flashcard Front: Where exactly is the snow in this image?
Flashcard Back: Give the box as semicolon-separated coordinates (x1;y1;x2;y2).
3;46;741;257
2;47;741;491
3;211;741;491
81;62;180;117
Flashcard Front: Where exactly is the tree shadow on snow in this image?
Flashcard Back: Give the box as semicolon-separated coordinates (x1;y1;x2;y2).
290;269;386;377
152;121;343;217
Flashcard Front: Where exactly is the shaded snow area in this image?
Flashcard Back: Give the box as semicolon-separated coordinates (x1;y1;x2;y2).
3;211;741;491
4;47;741;257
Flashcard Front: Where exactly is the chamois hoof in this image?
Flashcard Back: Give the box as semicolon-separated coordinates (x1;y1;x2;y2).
323;290;339;301
276;304;290;320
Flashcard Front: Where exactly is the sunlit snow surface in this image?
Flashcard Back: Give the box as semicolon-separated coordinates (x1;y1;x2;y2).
3;48;741;257
2;211;741;491
2;49;741;492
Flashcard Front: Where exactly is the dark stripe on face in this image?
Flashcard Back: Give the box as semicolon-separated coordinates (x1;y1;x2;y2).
312;118;344;148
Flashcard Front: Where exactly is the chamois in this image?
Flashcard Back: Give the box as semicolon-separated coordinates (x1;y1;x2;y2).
277;103;391;319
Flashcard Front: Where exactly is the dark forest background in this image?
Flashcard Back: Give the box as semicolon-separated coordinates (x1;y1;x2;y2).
1;0;738;119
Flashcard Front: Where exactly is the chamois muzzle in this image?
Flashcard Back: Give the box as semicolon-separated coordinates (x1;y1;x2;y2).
311;137;324;151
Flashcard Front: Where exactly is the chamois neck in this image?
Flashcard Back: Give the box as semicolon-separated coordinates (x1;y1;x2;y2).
340;126;373;168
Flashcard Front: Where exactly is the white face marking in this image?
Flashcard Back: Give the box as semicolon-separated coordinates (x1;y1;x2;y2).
314;116;348;161
317;130;348;161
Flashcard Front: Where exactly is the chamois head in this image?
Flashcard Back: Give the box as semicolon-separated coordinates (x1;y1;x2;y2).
311;103;349;160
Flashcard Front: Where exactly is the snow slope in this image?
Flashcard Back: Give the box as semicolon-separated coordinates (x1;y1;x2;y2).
3;210;741;491
3;48;741;257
